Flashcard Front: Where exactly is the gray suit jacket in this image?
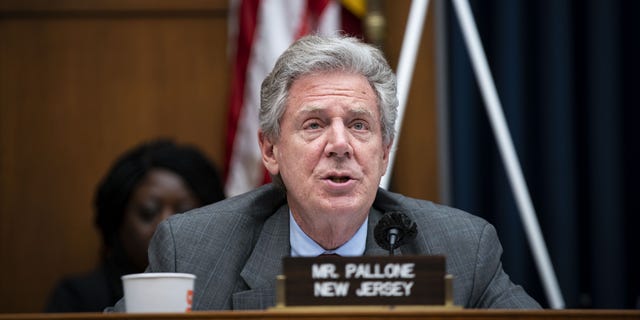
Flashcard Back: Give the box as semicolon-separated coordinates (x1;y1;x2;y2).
112;184;540;310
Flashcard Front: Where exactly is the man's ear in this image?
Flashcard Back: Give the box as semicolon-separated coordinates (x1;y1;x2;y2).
258;130;279;175
381;139;393;175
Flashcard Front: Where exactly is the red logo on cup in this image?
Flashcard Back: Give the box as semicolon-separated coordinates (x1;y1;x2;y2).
186;289;193;311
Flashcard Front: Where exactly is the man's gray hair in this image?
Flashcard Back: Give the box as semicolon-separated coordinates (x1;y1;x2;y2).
259;35;398;145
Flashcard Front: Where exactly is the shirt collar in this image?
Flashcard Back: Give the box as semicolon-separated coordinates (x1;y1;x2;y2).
290;211;368;257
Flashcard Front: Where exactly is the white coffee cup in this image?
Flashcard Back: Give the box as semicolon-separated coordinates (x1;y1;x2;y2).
122;272;196;313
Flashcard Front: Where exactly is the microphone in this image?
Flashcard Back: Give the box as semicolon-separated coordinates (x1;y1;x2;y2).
374;211;417;255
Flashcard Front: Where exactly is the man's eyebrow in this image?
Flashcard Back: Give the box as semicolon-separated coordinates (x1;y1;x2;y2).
298;105;374;115
298;105;324;114
348;106;375;118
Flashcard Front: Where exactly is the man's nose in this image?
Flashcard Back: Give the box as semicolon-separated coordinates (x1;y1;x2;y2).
325;122;352;158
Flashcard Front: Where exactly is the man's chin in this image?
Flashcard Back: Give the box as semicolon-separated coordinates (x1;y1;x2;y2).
321;197;365;214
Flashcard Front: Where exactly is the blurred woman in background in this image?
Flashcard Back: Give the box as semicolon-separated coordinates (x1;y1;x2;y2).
45;139;225;312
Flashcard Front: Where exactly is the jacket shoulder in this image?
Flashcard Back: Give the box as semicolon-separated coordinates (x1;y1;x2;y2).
374;188;489;235
165;184;287;233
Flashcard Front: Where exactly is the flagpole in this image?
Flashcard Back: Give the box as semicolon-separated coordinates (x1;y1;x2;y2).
380;0;430;189
449;0;565;308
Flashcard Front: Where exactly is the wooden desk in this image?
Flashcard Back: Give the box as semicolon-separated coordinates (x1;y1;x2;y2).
0;309;638;320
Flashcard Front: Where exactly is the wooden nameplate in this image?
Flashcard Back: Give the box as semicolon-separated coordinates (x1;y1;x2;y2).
272;255;459;309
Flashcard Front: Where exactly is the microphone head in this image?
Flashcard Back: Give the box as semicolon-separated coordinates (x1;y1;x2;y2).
374;211;418;251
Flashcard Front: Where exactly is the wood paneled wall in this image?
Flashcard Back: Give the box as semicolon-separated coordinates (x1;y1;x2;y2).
0;0;437;313
385;1;439;201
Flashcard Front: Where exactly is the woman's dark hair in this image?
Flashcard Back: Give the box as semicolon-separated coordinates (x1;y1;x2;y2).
94;139;225;248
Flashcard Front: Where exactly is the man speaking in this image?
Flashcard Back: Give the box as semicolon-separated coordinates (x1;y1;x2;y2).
111;35;540;310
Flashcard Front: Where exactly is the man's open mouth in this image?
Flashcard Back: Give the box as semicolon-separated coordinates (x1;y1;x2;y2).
328;176;351;183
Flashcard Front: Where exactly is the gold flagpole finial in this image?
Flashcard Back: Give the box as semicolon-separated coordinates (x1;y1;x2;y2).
364;0;385;48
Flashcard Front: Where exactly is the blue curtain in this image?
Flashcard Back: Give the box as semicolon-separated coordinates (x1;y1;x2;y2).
446;0;639;308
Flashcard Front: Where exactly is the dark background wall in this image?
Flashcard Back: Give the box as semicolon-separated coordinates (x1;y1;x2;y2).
446;0;639;309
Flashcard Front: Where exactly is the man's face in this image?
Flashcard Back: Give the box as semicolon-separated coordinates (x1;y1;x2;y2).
260;71;391;233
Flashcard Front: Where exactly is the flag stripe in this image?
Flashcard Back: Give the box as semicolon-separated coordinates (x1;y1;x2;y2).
225;0;260;184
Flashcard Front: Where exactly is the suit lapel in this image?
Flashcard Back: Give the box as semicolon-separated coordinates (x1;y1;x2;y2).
233;205;290;309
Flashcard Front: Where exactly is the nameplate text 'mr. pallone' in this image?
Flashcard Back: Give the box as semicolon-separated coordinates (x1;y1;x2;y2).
282;255;446;306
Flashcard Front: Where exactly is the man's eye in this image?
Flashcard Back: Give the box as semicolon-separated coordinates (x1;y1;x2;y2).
305;121;321;130
352;122;367;130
